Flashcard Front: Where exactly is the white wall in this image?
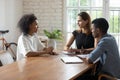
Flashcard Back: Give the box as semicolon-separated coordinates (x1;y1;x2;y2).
0;0;5;28
0;0;23;43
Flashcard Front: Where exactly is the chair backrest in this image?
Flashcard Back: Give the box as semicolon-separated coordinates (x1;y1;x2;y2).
5;42;17;61
93;61;118;80
0;51;14;66
98;74;118;80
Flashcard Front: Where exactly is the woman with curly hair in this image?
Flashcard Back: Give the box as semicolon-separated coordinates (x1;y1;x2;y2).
17;13;55;60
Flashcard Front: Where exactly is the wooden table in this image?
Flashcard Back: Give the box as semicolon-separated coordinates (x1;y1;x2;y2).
0;55;93;80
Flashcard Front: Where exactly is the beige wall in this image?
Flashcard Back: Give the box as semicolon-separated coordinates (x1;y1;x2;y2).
23;0;64;51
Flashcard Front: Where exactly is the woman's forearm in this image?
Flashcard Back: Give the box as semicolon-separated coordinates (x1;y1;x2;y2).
26;51;47;57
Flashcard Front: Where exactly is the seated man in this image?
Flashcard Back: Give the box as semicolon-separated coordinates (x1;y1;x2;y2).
84;18;120;79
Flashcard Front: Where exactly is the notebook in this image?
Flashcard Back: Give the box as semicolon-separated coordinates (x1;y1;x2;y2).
61;56;83;64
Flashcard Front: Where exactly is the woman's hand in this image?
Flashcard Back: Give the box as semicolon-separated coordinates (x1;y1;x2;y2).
43;47;56;55
80;49;91;54
66;48;74;53
47;47;54;52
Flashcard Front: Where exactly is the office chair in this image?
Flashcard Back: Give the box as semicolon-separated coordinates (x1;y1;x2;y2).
92;61;118;80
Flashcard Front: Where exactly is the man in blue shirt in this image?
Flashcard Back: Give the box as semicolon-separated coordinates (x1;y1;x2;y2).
84;18;120;79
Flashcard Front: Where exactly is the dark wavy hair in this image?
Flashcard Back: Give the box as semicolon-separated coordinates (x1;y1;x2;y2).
18;13;37;35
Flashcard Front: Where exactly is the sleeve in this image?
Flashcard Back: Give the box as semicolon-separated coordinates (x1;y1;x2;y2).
17;35;29;60
89;38;108;62
18;36;31;57
72;30;77;37
22;37;32;56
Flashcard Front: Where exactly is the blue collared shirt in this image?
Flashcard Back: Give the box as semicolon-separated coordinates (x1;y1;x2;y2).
89;33;120;78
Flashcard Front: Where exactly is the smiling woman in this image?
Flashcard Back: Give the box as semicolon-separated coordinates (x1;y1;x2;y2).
64;12;94;54
17;13;55;61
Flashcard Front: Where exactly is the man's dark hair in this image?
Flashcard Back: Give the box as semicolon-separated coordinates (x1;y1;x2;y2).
18;13;37;35
92;18;109;34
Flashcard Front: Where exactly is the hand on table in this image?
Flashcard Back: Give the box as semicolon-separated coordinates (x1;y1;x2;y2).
43;47;57;55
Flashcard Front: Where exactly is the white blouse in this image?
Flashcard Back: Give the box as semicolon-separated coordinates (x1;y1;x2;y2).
17;33;44;61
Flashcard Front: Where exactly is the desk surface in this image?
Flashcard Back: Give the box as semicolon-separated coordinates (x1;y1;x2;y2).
0;55;93;80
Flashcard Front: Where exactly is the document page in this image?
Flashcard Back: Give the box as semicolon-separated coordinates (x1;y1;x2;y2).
62;51;75;55
61;56;83;64
77;54;89;58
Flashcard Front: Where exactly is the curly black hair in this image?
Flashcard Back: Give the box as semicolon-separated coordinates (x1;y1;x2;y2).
18;13;37;35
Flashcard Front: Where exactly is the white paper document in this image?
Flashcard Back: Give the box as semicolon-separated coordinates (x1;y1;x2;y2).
61;56;83;64
62;51;74;54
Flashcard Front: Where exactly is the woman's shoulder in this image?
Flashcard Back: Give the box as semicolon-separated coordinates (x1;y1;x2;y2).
18;33;31;40
72;30;81;36
73;30;82;34
18;34;24;39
